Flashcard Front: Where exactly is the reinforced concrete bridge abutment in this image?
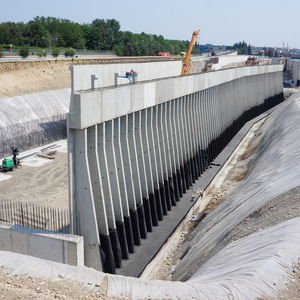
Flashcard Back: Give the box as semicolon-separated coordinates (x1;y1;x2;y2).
68;62;284;274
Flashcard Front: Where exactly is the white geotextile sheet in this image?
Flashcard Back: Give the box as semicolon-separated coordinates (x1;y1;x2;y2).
107;217;300;300
0;88;70;126
107;94;300;299
173;94;300;280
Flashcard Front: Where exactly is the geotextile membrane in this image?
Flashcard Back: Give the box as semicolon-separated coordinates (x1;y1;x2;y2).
0;88;70;158
106;94;300;299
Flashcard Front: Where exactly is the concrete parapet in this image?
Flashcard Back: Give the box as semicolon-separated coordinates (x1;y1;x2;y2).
69;65;283;130
0;222;84;266
71;60;183;92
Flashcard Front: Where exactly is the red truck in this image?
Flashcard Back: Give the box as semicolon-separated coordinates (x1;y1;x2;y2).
157;52;171;56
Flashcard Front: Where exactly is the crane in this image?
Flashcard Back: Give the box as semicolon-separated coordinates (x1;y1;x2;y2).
181;29;200;76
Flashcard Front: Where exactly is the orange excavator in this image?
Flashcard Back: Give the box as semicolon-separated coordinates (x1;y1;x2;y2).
181;29;200;76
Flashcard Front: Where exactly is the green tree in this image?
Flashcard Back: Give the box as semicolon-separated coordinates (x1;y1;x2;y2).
58;22;85;48
51;48;60;57
2;22;26;45
19;46;29;58
0;24;12;44
64;48;76;57
26;21;50;47
0;16;203;57
34;16;85;49
247;44;252;55
85;18;121;50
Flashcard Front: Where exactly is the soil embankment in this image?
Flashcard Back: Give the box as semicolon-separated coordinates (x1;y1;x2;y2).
0;60;70;97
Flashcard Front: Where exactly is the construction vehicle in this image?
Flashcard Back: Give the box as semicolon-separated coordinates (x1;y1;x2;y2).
157;52;171;56
0;147;21;172
181;29;200;76
246;57;259;66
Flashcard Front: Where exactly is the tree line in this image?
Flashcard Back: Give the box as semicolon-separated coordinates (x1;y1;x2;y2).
226;41;252;55
0;17;191;56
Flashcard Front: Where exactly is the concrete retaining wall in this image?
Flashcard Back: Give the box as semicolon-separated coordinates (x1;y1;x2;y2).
0;222;84;266
71;60;183;92
71;56;252;92
292;60;300;85
69;65;283;129
211;55;248;70
68;63;283;274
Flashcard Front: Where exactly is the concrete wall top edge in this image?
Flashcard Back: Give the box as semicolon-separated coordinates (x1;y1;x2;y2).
0;221;82;242
69;64;283;129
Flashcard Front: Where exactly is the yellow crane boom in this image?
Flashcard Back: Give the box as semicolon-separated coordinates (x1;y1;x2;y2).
181;29;200;76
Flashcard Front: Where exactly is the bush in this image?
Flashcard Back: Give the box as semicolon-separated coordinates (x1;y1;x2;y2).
37;50;47;57
52;48;60;57
64;48;76;57
19;46;29;58
0;47;3;58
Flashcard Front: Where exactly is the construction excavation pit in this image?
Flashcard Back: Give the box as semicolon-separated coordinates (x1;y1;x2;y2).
0;57;300;300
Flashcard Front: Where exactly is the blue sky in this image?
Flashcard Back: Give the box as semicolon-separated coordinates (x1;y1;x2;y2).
0;0;298;48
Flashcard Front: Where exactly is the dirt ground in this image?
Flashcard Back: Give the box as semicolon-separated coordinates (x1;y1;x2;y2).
283;87;300;100
0;267;123;300
0;151;68;209
259;260;300;300
238;186;300;300
0;61;70;98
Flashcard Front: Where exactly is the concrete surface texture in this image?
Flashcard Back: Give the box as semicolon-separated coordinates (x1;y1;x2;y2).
71;56;247;92
0;222;84;266
211;55;249;70
291;60;300;85
71;60;183;92
68;62;283;273
69;65;283;129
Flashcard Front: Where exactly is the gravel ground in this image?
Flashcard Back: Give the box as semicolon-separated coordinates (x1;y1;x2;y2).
0;267;125;300
232;184;300;300
227;185;300;243
259;261;300;300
